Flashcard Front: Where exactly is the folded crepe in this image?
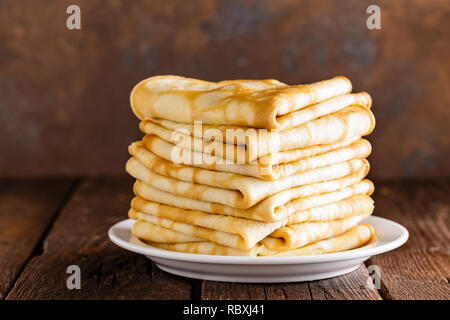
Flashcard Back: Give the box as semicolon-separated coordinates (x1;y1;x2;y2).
126;150;369;209
140;91;371;134
131;233;259;256
263;224;375;256
133;175;373;222
132;220;202;243
139;105;375;162
129;194;373;251
260;212;371;252
144;131;360;165
130;75;359;129
135;136;371;180
126;74;376;257
131;223;374;257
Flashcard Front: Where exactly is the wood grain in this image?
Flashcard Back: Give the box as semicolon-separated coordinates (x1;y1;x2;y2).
0;179;74;299
263;282;311;300
6;178;191;299
201;264;381;300
307;265;381;300
3;178;449;299
367;180;450;300
202;281;267;300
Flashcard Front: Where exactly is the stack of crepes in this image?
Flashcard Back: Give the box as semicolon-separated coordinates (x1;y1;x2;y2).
125;75;376;256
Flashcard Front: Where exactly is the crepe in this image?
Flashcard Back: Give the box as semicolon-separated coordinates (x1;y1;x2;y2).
131;224;374;257
130;75;358;129
126;151;369;209
132;220;202;243
144;131;360;166
135;136;371;180
262;224;375;256
131;234;258;256
134;176;373;222
260;212;370;251
129;195;373;251
139;105;375;162
142;91;371;133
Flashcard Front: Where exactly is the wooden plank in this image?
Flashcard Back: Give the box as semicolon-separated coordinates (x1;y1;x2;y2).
263;282;311;300
7;178;448;300
367;180;450;300
6;178;191;299
202;264;380;300
308;264;381;300
0;179;74;299
202;282;266;300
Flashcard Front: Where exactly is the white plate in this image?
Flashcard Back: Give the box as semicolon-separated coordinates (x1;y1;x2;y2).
108;216;408;283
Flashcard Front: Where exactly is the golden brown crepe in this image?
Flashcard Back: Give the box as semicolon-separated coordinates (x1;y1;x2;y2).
130;224;375;257
126;154;369;209
133;175;373;222
134;136;371;180
260;212;370;251
144;132;360;166
125;74;376;258
263;224;375;256
132;219;202;243
131;233;259;256
129;194;373;250
131;75;357;129
139;105;375;162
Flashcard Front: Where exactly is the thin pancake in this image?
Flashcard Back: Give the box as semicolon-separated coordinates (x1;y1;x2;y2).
126;154;368;209
130;75;355;129
139;105;375;162
136;136;371;180
131;224;374;257
129;197;373;251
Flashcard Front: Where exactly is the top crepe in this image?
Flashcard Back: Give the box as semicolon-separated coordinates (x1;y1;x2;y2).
130;75;354;129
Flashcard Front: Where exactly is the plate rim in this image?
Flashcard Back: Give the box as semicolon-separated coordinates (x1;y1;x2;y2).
108;215;408;265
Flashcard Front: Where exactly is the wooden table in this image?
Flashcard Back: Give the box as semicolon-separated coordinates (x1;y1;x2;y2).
0;178;449;300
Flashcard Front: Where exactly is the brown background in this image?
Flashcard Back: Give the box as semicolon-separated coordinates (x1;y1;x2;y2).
0;0;449;179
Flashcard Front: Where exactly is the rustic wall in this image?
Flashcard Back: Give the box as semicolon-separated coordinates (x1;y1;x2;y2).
0;0;449;178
